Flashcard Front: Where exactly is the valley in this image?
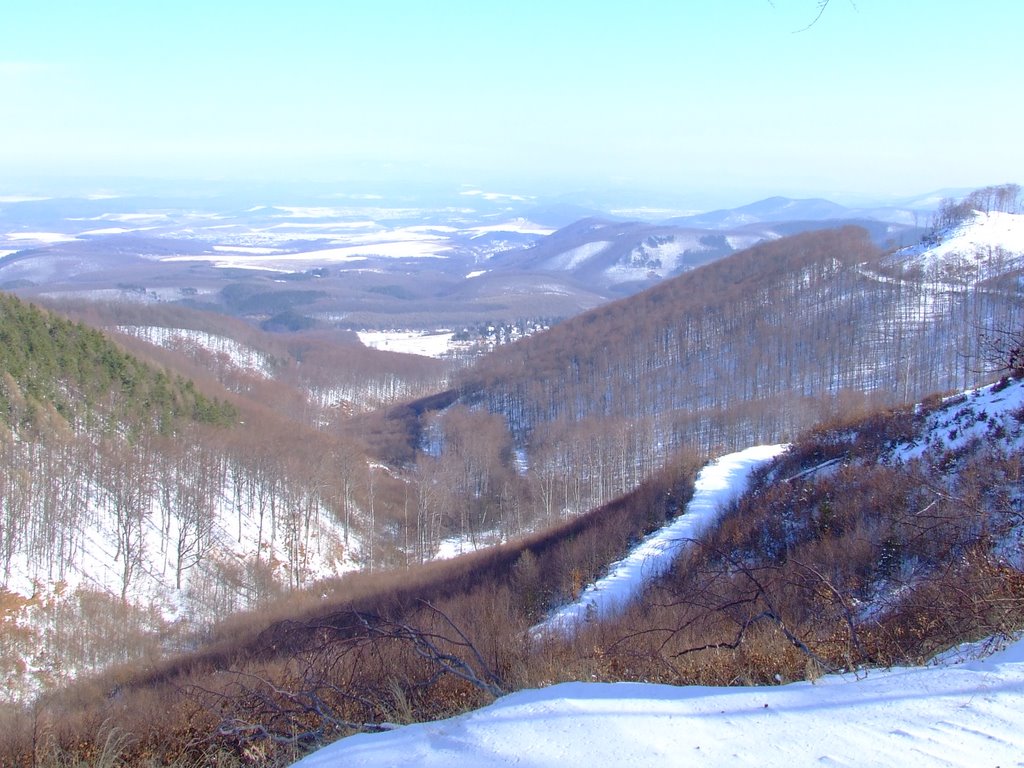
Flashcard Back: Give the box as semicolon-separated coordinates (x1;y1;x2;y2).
0;183;1021;766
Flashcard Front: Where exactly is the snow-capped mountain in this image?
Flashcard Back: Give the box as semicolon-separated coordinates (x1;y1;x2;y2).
485;218;740;291
485;206;922;294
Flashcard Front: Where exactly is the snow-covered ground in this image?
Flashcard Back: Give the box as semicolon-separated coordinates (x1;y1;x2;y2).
602;233;718;284
546;241;611;270
886;210;1024;278
432;533;505;560
3;231;78;244
467;218;555;238
293;426;1024;767
357;330;457;358
894;376;1024;464
293;635;1024;767
534;444;787;634
164;237;452;270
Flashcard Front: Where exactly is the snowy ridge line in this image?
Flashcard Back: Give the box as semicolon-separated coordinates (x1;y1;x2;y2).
533;443;788;636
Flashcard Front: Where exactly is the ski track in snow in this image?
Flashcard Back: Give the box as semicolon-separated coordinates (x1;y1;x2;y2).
534;443;788;635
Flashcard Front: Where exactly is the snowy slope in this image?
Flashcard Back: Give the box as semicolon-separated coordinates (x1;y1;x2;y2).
117;325;275;376
2;469;361;615
885;210;1024;278
294;634;1024;768
894;376;1024;465
534;444;787;634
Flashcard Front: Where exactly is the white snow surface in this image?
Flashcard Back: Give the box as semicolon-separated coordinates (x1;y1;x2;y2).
165;238;451;269
534;444;787;635
293;635;1024;767
892;376;1024;467
432;531;506;560
79;226;157;235
468;218;555;237
357;330;457;358
4;231;78;243
888;210;1024;276
602;234;705;283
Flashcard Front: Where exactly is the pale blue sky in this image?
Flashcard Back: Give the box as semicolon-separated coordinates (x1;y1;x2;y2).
2;1;1021;202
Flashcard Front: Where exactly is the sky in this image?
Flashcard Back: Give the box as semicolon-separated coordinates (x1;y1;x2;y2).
2;1;1022;203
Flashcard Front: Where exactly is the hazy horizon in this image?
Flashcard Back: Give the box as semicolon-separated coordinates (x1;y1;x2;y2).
3;2;1022;205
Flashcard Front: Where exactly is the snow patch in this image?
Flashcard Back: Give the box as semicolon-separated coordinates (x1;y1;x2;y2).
79;227;145;236
547;241;612;270
117;325;274;377
357;330;456;359
468;218;555;238
459;189;531;202
888;210;1024;278
535;444;787;635
4;232;78;243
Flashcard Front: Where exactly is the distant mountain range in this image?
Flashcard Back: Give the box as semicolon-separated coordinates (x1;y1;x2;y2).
0;187;953;324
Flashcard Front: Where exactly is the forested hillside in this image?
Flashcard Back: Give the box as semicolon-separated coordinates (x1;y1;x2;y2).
0;294;389;700
49;299;452;425
5;375;1021;767
445;218;1023;518
2;187;1023;764
0;293;235;434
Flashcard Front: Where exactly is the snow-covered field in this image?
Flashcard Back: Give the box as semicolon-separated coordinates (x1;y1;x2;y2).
293;636;1024;767
357;330;457;358
3;231;78;244
164;237;452;270
467;218;555;238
